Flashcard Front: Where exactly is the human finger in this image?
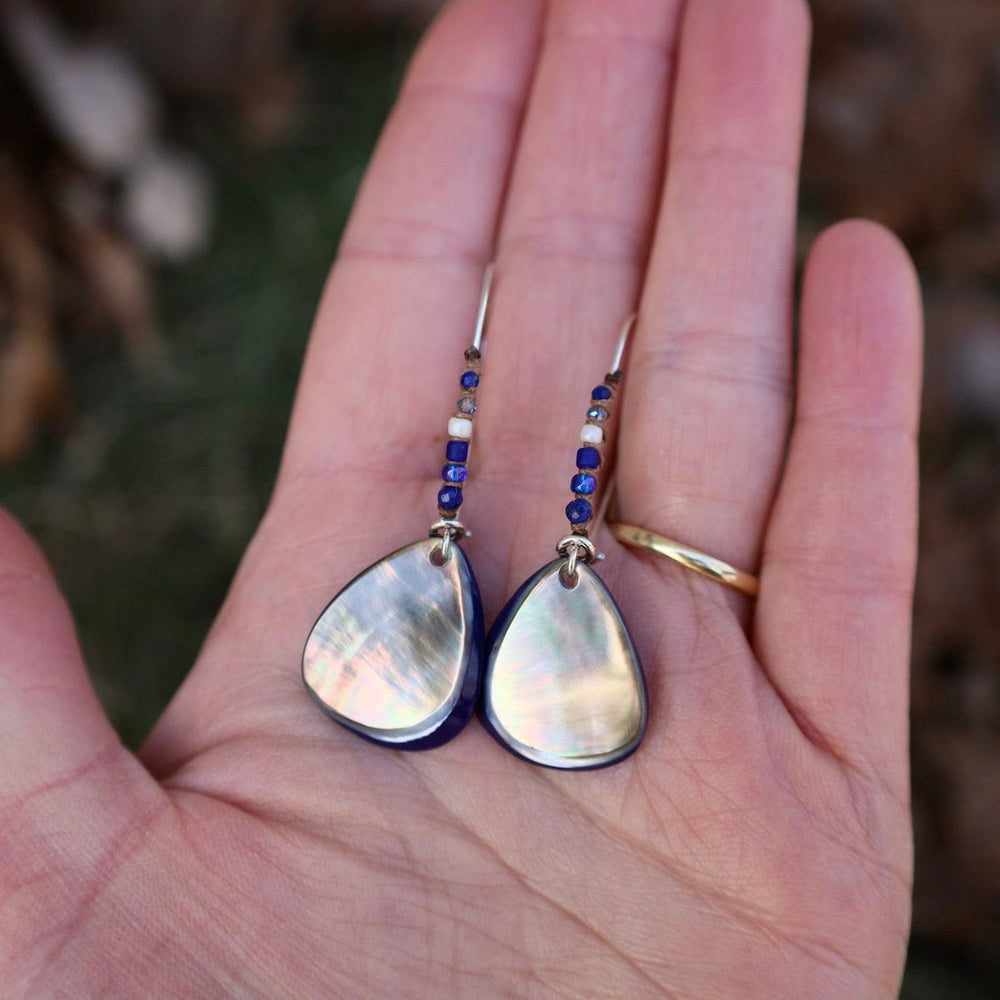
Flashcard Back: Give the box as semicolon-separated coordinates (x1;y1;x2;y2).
0;509;164;964
618;0;811;579
279;0;544;489
474;0;684;594
140;0;545;770
756;219;922;780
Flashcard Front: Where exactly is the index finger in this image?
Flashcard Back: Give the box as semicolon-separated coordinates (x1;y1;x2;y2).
281;0;544;489
140;0;544;769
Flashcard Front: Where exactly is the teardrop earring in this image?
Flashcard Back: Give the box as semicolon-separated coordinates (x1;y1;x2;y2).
481;315;648;770
302;266;493;750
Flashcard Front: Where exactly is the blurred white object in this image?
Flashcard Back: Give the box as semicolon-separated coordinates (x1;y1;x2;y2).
121;149;211;261
3;3;158;174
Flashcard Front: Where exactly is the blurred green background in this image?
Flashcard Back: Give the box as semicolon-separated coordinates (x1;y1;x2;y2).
1;27;405;748
1;1;999;996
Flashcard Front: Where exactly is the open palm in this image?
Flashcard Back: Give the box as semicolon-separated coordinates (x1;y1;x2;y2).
1;1;921;997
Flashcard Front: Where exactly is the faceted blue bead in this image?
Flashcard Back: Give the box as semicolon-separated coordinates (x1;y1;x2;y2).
587;405;608;422
566;498;593;524
460;371;480;390
576;447;601;470
442;464;468;483
458;397;477;415
438;486;463;510
592;385;612;400
570;473;597;495
446;440;469;463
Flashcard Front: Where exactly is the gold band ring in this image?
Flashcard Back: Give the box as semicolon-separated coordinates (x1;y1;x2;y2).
607;522;760;598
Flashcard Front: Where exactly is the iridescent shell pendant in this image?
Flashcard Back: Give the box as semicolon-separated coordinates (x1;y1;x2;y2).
303;535;484;749
483;553;646;769
482;317;648;770
302;269;493;751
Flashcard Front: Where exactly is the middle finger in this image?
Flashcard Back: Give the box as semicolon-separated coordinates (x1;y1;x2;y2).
619;0;812;578
474;0;684;600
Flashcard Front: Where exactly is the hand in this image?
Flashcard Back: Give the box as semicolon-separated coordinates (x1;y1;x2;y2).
0;1;921;996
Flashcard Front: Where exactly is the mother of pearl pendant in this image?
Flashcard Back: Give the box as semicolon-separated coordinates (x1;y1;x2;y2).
302;538;484;750
481;559;647;770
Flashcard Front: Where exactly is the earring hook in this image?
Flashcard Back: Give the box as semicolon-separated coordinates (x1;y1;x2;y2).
609;312;636;375
471;262;494;352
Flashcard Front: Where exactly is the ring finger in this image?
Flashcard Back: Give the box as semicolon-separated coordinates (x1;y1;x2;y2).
619;0;811;579
473;0;684;601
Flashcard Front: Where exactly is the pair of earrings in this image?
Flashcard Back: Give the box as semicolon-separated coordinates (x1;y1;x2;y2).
302;268;647;770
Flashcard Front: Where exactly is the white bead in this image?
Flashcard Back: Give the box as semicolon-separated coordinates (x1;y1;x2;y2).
448;417;473;440
580;424;603;445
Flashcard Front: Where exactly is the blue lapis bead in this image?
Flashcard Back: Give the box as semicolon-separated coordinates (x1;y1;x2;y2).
570;473;597;495
442;464;468;483
566;498;593;524
438;485;463;510
591;385;612;400
576;446;601;470
460;371;480;390
446;440;469;463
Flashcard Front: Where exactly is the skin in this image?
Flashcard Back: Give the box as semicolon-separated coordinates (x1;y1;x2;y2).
0;1;922;997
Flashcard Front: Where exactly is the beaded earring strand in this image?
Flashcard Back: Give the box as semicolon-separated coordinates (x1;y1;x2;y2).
301;267;493;750
481;315;647;770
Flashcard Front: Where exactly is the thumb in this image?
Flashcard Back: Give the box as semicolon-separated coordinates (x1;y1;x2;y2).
0;508;118;792
0;508;165;977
